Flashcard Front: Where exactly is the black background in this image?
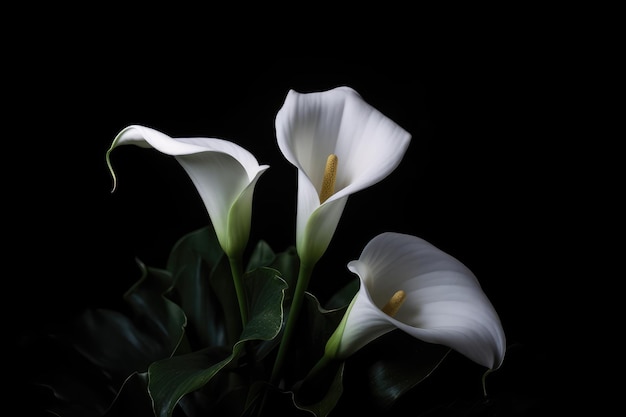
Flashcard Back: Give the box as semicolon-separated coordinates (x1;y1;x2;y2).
6;10;591;416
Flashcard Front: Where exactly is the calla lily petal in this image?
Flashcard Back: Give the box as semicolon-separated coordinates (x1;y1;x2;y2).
335;232;506;370
107;125;269;259
276;87;411;265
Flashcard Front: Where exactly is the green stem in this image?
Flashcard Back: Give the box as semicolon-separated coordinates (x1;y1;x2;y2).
269;261;315;386
229;255;248;328
304;352;333;382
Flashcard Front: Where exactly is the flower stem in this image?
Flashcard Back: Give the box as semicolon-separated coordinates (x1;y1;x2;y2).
269;261;315;386
304;352;333;382
229;255;248;328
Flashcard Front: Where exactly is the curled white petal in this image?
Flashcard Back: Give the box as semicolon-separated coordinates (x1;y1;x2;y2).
276;87;411;264
107;125;269;258
338;232;506;370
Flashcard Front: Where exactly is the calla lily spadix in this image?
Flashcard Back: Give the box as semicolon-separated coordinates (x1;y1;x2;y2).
106;124;269;260
325;232;506;371
275;86;412;266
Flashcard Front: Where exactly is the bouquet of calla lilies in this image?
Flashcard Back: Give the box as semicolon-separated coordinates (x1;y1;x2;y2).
40;87;506;416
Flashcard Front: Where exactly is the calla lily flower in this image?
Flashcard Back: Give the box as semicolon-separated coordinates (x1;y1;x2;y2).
326;232;506;371
275;87;411;265
107;125;269;260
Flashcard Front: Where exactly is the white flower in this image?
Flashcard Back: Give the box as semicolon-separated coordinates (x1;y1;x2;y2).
107;125;269;259
326;232;506;370
276;87;411;265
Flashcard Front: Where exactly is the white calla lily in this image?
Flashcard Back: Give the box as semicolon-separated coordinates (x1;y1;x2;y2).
276;86;411;265
270;87;412;385
106;124;270;260
326;232;506;371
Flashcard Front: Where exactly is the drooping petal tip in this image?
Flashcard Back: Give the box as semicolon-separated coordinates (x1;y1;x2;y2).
106;125;268;259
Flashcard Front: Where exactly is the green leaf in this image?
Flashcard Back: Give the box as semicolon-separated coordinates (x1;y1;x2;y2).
71;309;169;380
123;260;187;352
246;241;299;294
241;268;287;341
102;372;154;417
246;239;276;271
247;245;300;362
294;293;347;380
207;254;242;346
166;224;223;273
39;261;188;416
293;361;345;417
237;292;348;416
343;330;451;411
268;246;299;297
70;261;186;381
148;268;288;417
36;332;115;417
165;224;253;349
172;254;227;351
287;293;348;416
